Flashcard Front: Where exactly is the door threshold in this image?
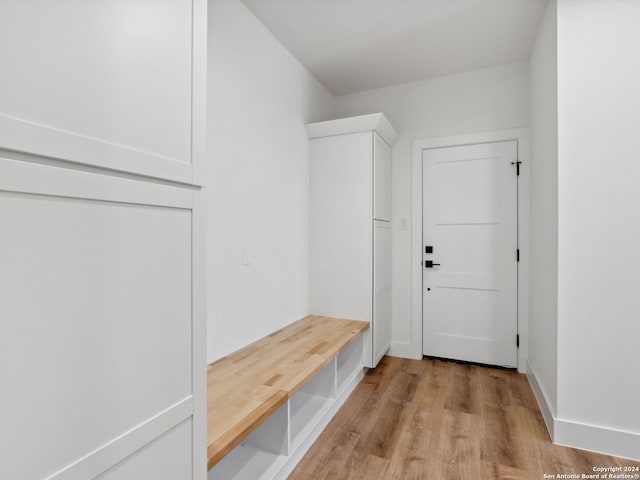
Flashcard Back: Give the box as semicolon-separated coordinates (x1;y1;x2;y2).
422;355;517;371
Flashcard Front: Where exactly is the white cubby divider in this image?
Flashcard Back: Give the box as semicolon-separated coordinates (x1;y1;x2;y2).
337;334;365;394
290;361;336;451
207;334;367;480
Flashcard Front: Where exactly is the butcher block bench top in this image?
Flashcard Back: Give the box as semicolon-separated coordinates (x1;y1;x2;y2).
206;315;369;470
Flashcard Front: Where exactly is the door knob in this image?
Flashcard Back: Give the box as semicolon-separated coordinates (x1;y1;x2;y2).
424;260;440;268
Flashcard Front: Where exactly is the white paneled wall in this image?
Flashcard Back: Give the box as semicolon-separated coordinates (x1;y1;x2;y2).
0;0;193;172
0;1;207;479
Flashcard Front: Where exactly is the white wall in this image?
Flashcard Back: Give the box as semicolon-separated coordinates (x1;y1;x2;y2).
207;0;335;362
555;0;640;458
528;0;558;420
335;63;530;356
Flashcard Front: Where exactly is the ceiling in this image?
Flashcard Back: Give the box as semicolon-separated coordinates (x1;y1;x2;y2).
239;0;548;96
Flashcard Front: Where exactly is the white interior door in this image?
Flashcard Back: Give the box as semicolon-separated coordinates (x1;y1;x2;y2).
422;141;518;367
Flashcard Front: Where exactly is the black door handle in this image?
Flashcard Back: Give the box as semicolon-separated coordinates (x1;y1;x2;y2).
424;260;441;268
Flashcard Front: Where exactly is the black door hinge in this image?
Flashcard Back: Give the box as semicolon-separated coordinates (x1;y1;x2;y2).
511;161;522;176
517;334;520;348
517;249;520;262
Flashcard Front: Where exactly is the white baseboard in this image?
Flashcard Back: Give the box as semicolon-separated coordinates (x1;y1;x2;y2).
526;359;555;440
388;340;421;360
555;419;640;462
274;368;367;480
527;359;640;462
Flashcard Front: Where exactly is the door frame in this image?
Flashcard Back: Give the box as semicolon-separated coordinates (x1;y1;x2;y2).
410;128;530;373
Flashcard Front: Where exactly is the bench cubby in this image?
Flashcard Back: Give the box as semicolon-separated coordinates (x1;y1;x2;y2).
290;360;336;451
207;316;369;479
209;403;289;480
337;333;365;395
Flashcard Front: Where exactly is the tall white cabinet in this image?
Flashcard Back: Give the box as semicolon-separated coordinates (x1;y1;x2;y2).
307;113;398;368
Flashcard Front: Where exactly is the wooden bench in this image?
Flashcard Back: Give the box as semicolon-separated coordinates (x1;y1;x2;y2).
207;315;369;478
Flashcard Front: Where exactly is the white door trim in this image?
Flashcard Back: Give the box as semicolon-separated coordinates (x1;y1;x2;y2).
411;128;530;372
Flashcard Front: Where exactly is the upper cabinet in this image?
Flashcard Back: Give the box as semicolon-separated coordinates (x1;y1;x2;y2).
0;0;206;185
306;112;396;223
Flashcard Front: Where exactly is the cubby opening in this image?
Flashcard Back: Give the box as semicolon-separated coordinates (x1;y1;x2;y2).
337;335;365;394
289;361;336;450
207;403;289;480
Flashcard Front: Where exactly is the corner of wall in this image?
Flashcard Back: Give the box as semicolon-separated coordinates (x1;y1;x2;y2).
526;359;556;440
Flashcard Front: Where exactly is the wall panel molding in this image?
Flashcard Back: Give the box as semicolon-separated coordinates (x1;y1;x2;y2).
1;152;205;479
0;115;194;185
46;398;193;480
0;156;193;209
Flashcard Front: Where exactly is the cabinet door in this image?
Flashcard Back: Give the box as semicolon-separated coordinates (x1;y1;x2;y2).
372;220;392;366
0;159;200;480
373;133;391;221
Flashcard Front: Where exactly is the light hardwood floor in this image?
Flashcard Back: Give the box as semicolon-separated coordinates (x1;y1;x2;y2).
289;356;640;479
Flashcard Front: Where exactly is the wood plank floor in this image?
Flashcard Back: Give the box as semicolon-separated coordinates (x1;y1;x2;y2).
289;356;640;479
